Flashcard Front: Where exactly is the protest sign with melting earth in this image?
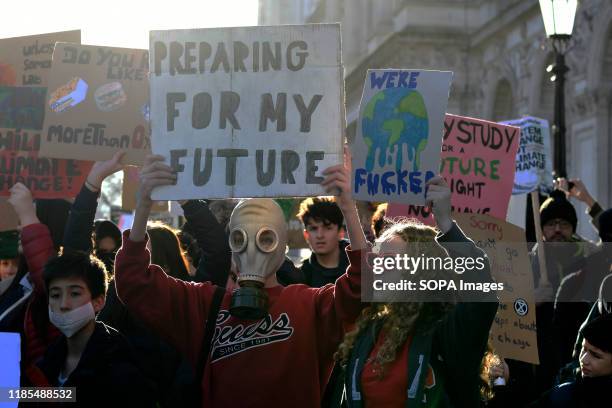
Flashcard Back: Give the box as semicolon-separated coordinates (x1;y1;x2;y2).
351;69;452;205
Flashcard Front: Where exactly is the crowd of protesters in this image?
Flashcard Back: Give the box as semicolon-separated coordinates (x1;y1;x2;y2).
0;146;610;408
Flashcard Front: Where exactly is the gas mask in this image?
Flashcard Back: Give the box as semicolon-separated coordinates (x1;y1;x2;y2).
228;199;287;320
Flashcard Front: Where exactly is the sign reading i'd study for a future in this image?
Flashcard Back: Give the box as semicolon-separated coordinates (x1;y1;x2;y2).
351;69;453;205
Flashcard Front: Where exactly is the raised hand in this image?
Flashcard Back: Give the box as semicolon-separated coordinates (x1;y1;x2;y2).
320;145;367;250
8;183;39;227
87;151;126;191
321;145;353;211
556;177;596;207
137;155;177;208
425;176;453;234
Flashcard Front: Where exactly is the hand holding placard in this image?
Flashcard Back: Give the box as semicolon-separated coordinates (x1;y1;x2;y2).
86;151;126;191
425;176;453;234
137;155;177;209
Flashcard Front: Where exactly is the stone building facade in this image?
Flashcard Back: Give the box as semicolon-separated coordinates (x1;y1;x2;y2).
259;0;611;241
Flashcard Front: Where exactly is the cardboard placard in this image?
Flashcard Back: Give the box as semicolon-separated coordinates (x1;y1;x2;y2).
39;43;150;165
501;117;553;195
121;167;168;212
351;69;452;205
454;212;539;364
0;198;18;232
149;24;344;200
387;114;520;224
0;31;93;198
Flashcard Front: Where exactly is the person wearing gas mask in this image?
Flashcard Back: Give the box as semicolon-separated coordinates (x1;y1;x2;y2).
28;249;155;407
114;153;368;407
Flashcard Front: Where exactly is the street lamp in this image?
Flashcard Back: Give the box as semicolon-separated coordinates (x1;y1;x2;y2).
539;0;578;179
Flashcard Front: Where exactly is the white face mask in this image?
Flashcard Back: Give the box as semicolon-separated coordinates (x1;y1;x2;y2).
48;302;95;338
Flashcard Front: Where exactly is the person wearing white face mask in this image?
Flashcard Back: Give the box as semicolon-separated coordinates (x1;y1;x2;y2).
28;250;155;407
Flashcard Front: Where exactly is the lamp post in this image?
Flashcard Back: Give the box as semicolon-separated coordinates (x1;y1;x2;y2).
539;0;578;179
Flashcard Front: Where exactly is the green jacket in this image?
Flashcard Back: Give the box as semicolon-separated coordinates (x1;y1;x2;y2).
343;222;499;407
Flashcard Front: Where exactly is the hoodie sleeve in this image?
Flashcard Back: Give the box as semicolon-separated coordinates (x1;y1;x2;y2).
21;223;55;297
114;230;221;363
182;200;231;286
313;245;365;357
62;184;99;252
433;221;499;406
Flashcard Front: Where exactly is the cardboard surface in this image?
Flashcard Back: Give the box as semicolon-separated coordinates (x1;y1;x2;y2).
150;24;344;200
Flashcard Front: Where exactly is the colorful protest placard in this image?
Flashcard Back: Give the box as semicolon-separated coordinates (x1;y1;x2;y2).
351;69;452;205
0;31;93;198
149;24;344;200
121;167;168;212
386;114;520;224
454;212;539;364
501;117;553;194
39;43;150;165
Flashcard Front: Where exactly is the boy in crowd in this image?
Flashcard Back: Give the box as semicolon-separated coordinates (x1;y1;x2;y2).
297;197;350;287
31;250;154;406
533;313;612;407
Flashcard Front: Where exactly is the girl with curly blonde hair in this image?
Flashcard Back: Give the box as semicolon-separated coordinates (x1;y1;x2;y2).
335;176;499;407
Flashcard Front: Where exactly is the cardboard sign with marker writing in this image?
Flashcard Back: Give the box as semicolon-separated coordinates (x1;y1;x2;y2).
122;167;168;212
351;69;452;205
387;114;520;224
39;43;150;165
454;212;539;364
0;31;93;198
501;116;553;195
149;24;344;200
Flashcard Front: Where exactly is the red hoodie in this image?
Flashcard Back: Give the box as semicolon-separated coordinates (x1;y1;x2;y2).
114;231;364;407
20;224;61;378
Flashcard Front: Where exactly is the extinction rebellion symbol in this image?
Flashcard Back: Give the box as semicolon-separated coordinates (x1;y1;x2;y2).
514;298;529;317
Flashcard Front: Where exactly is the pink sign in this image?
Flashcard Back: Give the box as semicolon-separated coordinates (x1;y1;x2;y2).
388;114;520;224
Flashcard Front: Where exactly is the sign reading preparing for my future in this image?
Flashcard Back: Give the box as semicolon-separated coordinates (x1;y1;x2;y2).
149;24;344;200
501;116;553;194
0;31;93;199
350;69;452;205
39;43;150;165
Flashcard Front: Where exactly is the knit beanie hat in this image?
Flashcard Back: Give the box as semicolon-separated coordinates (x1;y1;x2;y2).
581;313;612;353
0;230;19;259
540;190;577;232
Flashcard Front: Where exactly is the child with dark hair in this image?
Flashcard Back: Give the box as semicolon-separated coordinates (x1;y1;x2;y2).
533;314;612;407
30;249;154;406
297;196;349;287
